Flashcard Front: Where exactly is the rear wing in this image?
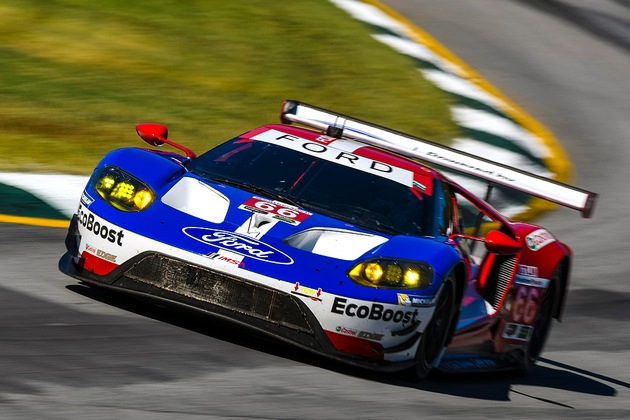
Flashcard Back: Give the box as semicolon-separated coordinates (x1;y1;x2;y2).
280;100;597;218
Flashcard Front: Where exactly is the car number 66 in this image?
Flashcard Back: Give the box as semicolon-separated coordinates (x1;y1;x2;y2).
253;200;299;219
512;285;541;325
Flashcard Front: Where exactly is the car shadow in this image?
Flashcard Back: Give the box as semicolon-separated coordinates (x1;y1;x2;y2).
325;358;620;404
67;282;623;402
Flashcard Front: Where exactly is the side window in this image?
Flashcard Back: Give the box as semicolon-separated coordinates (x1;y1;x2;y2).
434;181;454;236
454;191;503;263
454;192;499;238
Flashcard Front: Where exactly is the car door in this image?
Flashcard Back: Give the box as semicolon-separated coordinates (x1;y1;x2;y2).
447;182;521;314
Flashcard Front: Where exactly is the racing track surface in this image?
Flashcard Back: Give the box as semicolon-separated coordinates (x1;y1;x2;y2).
2;1;630;418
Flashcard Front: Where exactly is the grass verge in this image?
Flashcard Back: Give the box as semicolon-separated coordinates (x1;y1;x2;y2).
0;0;459;174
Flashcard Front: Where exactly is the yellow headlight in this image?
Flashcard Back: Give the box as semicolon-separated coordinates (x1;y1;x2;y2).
133;189;154;210
110;182;135;200
96;176;116;192
347;258;433;289
403;268;421;287
92;166;155;212
386;264;403;283
364;262;383;282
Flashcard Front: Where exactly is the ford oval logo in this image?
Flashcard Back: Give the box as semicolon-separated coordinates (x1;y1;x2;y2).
182;227;294;265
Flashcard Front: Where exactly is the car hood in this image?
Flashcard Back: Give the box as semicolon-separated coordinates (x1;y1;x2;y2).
159;175;389;261
91;172;453;301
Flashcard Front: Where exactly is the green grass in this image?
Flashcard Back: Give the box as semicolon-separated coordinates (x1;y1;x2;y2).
0;0;459;174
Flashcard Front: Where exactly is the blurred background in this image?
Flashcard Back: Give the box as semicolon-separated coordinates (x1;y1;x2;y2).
2;1;630;418
0;0;458;175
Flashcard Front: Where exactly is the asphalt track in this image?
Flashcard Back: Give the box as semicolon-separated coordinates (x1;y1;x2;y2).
2;1;630;418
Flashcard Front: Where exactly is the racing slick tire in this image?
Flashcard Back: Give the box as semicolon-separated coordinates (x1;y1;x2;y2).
410;273;457;380
519;265;560;375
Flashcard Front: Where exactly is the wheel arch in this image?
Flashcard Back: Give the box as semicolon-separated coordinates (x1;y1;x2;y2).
445;261;467;345
553;256;571;321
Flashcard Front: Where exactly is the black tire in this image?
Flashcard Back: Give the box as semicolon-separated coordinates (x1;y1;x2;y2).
519;266;559;374
410;274;456;380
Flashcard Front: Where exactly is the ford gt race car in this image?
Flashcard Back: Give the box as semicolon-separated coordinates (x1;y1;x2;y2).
59;100;597;379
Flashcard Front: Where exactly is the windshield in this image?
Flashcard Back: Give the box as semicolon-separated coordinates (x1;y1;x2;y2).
187;138;433;236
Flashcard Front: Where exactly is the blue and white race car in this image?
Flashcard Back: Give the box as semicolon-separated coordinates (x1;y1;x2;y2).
59;100;597;379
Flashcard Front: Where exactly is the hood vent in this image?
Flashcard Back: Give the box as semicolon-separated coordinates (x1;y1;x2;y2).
284;228;387;260
162;177;229;223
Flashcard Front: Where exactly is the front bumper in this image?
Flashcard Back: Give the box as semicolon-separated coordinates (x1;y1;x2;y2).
59;215;418;373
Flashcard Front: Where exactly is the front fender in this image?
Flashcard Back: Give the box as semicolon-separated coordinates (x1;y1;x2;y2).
93;148;187;191
367;235;463;283
513;223;572;320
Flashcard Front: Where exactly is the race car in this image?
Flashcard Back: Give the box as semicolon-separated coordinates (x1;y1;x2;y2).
59;100;597;379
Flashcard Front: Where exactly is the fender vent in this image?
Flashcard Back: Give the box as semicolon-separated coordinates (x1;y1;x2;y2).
482;255;517;310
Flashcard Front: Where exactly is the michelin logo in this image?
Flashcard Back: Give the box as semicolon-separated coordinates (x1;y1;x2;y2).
398;293;433;307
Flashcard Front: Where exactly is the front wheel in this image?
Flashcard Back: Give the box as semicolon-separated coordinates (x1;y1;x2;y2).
410;274;457;380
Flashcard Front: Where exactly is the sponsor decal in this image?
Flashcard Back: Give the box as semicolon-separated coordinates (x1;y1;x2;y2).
335;326;384;341
525;229;555;251
252;129;413;186
515;276;550;289
84;243;117;262
426;151;516;182
206;252;245;268
412;181;426;191
397;293;433;307
292;282;322;301
412;173;433;196
358;331;385;341
239;197;311;225
96;249;117;262
80;191;95;207
503;322;534;341
77;205;125;246
336;325;358;336
183;227;293;265
331;297;419;324
517;264;539;277
314;135;338;145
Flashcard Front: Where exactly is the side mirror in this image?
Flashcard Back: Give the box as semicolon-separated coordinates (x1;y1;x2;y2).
135;123;197;158
485;230;520;255
136;123;168;147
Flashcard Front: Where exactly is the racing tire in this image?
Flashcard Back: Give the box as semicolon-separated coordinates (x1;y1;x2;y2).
519;266;559;375
410;274;456;380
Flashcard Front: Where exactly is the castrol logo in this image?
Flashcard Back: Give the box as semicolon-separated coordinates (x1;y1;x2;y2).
525;229;555;251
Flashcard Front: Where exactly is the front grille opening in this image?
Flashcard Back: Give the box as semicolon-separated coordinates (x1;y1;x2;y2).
124;254;312;333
